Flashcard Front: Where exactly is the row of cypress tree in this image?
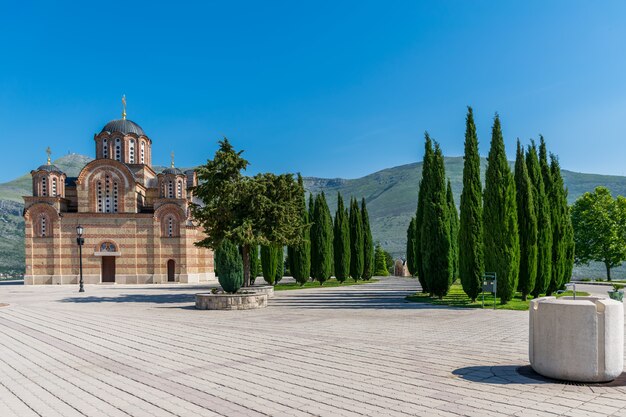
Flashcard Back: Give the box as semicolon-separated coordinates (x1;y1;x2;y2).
281;176;375;286
407;108;574;304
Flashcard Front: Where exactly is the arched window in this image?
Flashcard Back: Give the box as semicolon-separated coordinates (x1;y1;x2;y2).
103;138;108;158
140;141;145;164
97;175;119;213
40;216;47;237
177;180;182;198
41;177;47;197
162;215;178;237
168;181;173;198
129;139;135;163
97;180;103;212
51;177;57;197
35;214;50;238
115;138;121;161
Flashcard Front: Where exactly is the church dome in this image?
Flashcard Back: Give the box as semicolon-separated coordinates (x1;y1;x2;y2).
162;167;184;175
35;164;63;173
101;119;146;136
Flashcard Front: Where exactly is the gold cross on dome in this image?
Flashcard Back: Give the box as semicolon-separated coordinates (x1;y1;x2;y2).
171;151;175;168
46;147;51;165
122;94;127;119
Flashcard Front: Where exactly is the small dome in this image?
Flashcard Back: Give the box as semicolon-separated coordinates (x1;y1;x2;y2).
162;167;184;175
36;164;64;173
101;119;146;136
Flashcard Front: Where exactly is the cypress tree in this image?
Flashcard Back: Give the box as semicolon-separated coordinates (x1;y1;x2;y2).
526;141;552;297
515;140;538;301
459;107;484;301
308;194;316;281
333;192;351;283
422;142;452;299
550;154;574;290
292;206;311;286
311;192;333;284
483;114;520;303
374;243;389;276
406;217;417;276
447;180;459;280
539;136;559;294
215;239;244;294
415;134;434;294
349;198;364;280
361;198;375;280
261;244;282;285
249;245;260;284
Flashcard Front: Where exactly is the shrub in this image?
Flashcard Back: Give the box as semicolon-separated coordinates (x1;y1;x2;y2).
215;239;244;293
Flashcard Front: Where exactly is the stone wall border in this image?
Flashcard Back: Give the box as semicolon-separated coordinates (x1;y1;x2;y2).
195;292;268;310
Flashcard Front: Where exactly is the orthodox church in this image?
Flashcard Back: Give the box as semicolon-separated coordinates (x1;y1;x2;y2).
23;101;215;285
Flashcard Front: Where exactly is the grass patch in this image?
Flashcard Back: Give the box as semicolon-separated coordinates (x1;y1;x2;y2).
272;278;379;291
405;281;590;311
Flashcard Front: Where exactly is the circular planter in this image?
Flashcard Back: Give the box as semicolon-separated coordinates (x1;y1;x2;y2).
218;285;274;298
195;292;268;310
529;296;624;382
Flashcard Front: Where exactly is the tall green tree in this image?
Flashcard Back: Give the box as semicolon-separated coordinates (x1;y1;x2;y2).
526;141;552;297
406;217;417;276
515;140;538;300
261;244;283;285
550;155;574;290
422;141;453;299
483;115;520;303
290;174;311;285
361;198;375;280
349;198;364;280
458;107;484;301
333;193;351;283
374;243;389;276
415;134;434;293
192;139;304;287
215;239;244;293
571;187;626;281
311;192;333;284
447;180;459;280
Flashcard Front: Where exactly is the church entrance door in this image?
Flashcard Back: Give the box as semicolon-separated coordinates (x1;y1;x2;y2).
102;256;116;283
167;260;175;282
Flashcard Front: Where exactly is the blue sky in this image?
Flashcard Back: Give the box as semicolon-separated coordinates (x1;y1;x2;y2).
1;1;625;182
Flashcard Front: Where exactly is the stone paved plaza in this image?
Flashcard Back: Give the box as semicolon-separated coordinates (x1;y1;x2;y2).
1;277;626;417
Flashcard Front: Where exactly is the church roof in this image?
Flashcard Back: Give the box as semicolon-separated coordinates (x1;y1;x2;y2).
100;119;146;136
162;167;184;175
35;164;63;173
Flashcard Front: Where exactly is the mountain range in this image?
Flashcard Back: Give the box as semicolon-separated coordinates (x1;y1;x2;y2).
2;153;626;279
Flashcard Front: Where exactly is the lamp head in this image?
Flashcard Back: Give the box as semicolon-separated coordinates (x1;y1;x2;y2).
76;225;84;237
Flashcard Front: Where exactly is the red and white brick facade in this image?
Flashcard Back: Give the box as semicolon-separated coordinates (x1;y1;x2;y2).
23;118;215;285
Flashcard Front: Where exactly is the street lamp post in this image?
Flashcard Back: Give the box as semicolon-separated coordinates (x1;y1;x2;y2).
76;225;85;293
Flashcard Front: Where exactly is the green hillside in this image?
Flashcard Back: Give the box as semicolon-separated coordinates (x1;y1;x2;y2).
2;154;626;279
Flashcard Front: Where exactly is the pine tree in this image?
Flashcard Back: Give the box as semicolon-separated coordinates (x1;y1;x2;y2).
333;192;351;283
416;134;434;294
361;198;375;280
483;115;520;303
458;107;484;301
515;140;538;301
311;192;333;284
550;154;574;290
422;142;452;299
406;217;417;276
447;180;459;280
374;243;389;276
526;141;552;297
349;198;364;280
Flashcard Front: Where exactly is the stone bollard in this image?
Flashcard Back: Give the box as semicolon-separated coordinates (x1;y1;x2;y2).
529;296;624;382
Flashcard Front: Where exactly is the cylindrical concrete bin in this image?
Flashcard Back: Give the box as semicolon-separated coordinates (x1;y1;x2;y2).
529;296;624;382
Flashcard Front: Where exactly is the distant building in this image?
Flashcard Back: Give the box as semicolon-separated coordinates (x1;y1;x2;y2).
23;104;214;285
